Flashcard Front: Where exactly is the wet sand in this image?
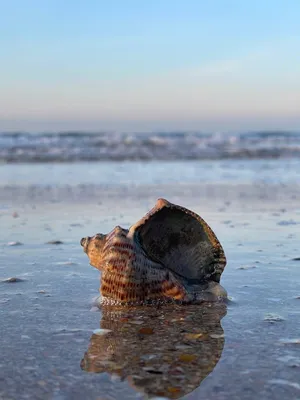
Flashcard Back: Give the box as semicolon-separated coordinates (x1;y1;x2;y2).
1;162;300;400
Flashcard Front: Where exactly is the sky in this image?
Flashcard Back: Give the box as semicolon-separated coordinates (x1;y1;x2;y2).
0;0;300;132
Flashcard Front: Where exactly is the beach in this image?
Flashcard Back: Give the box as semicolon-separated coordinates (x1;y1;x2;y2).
2;0;300;396
1;158;300;400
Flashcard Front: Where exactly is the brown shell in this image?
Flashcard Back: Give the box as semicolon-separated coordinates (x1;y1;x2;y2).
81;198;226;305
97;226;188;304
130;198;226;283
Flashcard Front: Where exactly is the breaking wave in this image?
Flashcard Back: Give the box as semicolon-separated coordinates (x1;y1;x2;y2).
0;130;300;163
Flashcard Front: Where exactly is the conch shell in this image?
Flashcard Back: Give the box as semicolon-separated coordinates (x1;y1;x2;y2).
81;198;227;305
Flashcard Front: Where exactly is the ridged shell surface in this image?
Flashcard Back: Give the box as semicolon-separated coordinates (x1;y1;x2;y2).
100;226;188;305
81;198;227;305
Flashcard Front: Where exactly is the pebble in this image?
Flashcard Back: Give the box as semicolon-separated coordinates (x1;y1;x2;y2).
210;333;225;339
1;277;24;283
264;313;285;323
175;344;191;350
237;265;256;270
140;354;157;361
129;320;144;325
142;368;163;374
7;241;23;246
56;261;78;266
138;327;154;335
178;354;197;362
46;240;64;245
167;387;181;394
184;333;206;340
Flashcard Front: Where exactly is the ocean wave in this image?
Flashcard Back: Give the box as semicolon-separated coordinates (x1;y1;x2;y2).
0;131;300;163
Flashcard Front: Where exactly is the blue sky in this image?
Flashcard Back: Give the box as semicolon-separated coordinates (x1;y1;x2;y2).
0;0;300;131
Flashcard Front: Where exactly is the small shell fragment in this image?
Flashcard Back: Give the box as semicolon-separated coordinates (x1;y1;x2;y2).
7;241;23;246
92;329;112;336
178;354;197;362
138;327;154;335
184;333;206;340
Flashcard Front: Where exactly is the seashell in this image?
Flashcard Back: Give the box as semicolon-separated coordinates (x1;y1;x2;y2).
80;198;227;306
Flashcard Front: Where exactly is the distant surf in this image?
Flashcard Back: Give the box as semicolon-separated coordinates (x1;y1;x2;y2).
0;130;300;163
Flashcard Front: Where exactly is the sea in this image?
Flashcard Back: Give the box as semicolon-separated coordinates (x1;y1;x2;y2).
1;130;300;163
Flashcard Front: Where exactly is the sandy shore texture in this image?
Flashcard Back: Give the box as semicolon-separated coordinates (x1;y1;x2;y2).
1;160;300;400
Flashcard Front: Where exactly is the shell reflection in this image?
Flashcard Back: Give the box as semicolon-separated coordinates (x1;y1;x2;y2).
81;303;226;399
